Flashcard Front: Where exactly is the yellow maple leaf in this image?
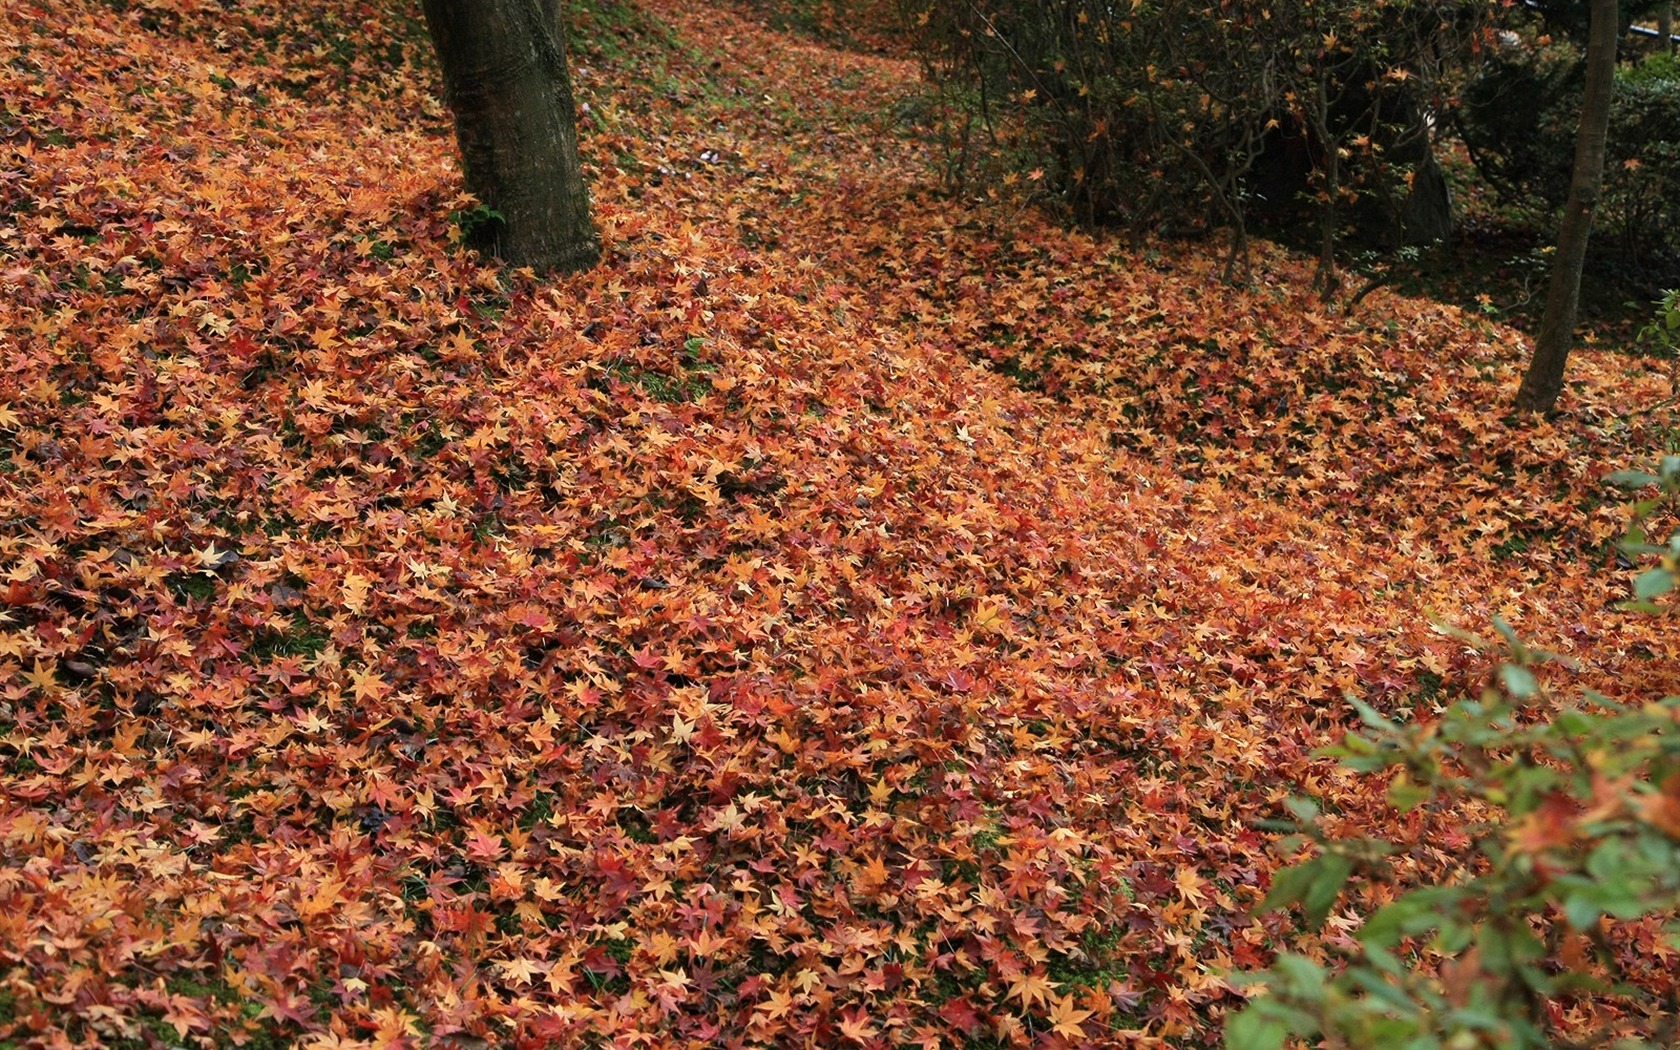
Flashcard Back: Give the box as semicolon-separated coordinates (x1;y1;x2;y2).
342;572;371;614
1048;993;1094;1038
757;988;795;1020
1007;970;1057;1009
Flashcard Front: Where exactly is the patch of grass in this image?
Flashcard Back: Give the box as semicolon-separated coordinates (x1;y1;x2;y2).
583;937;635;995
618;809;657;844
357;235;397;260
680;335;718;372
411;422;449;459
726;0;899;54
167;572;219;602
1412;669;1444;705
1492;525;1556;562
74;974;292;1050
1047;926;1127;990
171;977;287;1042
448;204;504;249
492;453;533;493
604;360;713;403
564;0;680;61
473;512;507;543
1491;533;1529;561
519;790;558;832
248;611;330;662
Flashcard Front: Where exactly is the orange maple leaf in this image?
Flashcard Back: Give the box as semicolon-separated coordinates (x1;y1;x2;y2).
1007;970;1057;1010
1047;993;1094;1038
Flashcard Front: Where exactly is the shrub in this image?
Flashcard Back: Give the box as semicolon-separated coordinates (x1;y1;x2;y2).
1228;456;1680;1049
901;0;1493;284
1458;39;1680;273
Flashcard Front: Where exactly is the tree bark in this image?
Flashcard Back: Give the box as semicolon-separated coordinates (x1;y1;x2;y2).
1310;70;1341;302
422;0;600;273
1514;0;1617;414
1402;149;1453;247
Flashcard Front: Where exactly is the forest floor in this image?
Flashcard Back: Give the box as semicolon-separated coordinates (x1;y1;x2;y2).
1;0;1677;1047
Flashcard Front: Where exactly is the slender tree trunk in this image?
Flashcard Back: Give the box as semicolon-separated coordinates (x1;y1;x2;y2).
1310;71;1340;301
1315;145;1339;300
422;0;600;273
1514;0;1617;414
1661;3;1675;53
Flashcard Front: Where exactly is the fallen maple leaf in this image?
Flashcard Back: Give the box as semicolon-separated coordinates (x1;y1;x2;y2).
1047;992;1094;1038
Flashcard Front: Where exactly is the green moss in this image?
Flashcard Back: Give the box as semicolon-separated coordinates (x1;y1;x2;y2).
248;611;329;661
167;572;219;602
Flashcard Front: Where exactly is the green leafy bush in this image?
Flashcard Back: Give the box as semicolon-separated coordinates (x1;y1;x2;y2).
1229;457;1680;1050
1457;43;1581;214
1605;71;1680;266
1635;288;1680;388
1459;42;1680;271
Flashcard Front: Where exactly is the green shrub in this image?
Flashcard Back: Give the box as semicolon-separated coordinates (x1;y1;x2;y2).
1228;456;1680;1050
1457;43;1581;215
1458;39;1680;271
1605;71;1680;266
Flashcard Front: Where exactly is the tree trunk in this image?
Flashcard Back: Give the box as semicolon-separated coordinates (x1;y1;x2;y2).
1661;3;1675;53
1310;71;1340;301
1514;0;1617;414
1402;149;1453;247
422;0;600;273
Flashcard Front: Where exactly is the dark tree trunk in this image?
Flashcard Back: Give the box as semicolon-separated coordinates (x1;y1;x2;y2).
422;0;600;273
1514;0;1617;414
1309;70;1341;301
1402;150;1453;246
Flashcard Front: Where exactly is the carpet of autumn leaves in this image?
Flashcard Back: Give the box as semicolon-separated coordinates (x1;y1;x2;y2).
2;0;1679;1047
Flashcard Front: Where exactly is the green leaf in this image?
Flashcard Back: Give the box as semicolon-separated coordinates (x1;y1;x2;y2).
1387;776;1432;813
1322;732;1381;762
1271;953;1327;989
1362;942;1408;977
1633;568;1674;600
1346;966;1419;1014
1616;599;1666;615
1261;861;1320;913
1563;879;1647;931
1433;921;1472;954
1585;841;1628;880
1362;895;1448;947
1516;963;1556;996
1351;697;1399;732
1284;797;1320;824
1501;664;1537;699
1223;1006;1291;1050
1491;618;1525;655
1555;708;1597;737
1476;922;1543;977
1604;470;1662;488
1444;1005;1511;1033
1302;853;1353;930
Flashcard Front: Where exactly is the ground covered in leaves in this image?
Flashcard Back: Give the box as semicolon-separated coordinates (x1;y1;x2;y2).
1;0;1677;1047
